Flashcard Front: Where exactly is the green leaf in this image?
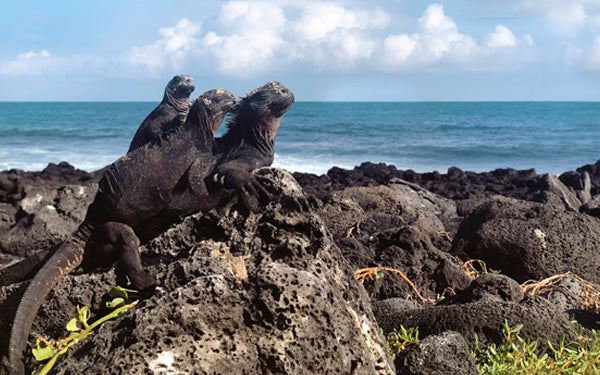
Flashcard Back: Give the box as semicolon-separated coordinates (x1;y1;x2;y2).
78;305;91;324
106;297;125;309
110;286;139;300
66;318;81;332
512;324;523;334
32;340;56;361
32;345;68;375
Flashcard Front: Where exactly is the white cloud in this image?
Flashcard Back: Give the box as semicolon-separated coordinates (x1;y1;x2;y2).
485;25;534;48
0;50;57;76
380;6;536;71
382;35;418;64
486;25;518;47
522;34;535;46
117;1;537;76
419;3;457;32
121;18;202;72
381;5;462;67
547;2;587;29
325;30;377;65
417;4;477;60
284;3;388;68
0;49;103;79
219;1;285;34
291;3;390;41
380;4;492;68
200;2;285;75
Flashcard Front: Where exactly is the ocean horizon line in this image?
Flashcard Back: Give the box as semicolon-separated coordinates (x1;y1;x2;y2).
1;100;599;104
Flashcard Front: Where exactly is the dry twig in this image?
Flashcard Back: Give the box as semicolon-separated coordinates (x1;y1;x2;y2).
354;267;435;304
521;272;600;313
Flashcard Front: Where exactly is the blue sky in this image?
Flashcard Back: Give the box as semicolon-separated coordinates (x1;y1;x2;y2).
1;0;600;101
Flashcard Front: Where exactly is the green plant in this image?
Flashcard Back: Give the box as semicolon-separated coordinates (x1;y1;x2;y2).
31;286;139;375
386;326;420;360
471;320;600;374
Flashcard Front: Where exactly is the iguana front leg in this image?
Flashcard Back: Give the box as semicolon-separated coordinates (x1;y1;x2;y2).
209;162;313;213
165;158;226;214
209;162;275;212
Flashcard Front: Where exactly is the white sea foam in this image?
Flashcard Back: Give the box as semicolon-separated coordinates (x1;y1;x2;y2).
273;154;355;174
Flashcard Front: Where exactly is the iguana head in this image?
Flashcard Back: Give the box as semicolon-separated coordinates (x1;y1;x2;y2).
188;88;236;136
218;82;294;153
164;75;195;105
241;81;295;118
198;88;237;135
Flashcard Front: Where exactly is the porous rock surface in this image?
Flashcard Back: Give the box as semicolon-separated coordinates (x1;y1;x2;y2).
441;273;524;305
1;168;395;375
314;183;470;302
0;184;97;258
387;178;459;234
452;195;600;284
374;273;576;353
0;162;97;262
377;296;575;351
394;331;479;375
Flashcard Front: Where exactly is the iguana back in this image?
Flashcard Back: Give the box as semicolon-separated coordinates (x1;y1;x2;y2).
128;75;195;153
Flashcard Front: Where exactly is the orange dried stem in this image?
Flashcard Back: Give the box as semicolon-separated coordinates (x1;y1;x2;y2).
354;267;434;304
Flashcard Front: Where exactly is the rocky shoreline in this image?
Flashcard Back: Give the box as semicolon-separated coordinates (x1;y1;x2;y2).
2;160;600;374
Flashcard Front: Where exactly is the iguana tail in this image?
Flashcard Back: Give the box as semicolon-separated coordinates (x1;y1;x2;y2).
8;238;85;375
0;249;52;287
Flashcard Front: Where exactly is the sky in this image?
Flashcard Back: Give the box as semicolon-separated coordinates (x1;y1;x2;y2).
1;0;600;101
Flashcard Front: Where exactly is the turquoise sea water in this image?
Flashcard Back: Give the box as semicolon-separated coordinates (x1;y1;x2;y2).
0;102;598;175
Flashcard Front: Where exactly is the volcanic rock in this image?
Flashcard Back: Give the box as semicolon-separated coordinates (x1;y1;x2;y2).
394;331;479;375
0;184;96;258
0;168;395;374
376;296;575;351
452;195;600;284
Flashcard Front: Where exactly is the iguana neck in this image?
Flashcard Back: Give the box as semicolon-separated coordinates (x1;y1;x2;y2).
248;116;279;156
182;112;215;148
221;112;278;158
164;89;190;111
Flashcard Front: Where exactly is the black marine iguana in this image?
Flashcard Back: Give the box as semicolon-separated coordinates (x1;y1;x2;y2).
128;74;195;152
0;79;195;288
209;81;295;211
8;88;236;375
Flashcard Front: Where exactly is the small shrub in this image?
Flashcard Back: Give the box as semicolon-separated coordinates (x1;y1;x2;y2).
385;326;420;360
472;321;600;374
31;286;139;375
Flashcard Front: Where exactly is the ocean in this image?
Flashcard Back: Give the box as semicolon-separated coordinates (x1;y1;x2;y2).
0;101;598;176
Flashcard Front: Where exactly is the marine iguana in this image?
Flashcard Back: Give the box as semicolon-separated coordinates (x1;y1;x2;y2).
8;88;236;375
0;85;224;287
128;75;195;152
210;81;295;211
